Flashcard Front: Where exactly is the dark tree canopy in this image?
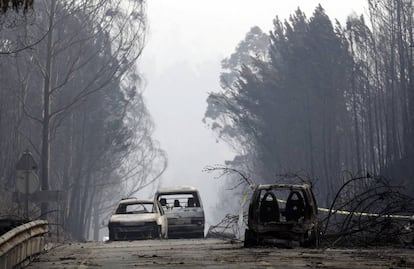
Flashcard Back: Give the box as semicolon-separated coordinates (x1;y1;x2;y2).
0;0;33;13
206;2;414;207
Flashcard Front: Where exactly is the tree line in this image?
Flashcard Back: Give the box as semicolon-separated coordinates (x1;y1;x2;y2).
0;0;167;240
205;0;414;206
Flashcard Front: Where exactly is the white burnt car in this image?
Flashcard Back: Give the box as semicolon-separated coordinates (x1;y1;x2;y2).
108;198;168;241
155;186;205;238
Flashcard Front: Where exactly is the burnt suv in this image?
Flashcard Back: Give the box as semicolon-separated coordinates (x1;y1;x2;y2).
155;186;205;238
244;183;319;247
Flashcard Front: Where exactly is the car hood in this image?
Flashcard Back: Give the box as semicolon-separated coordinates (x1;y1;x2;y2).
110;213;159;223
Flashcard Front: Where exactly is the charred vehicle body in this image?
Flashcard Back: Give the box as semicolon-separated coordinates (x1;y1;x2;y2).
108;198;168;241
244;183;319;247
155;186;205;238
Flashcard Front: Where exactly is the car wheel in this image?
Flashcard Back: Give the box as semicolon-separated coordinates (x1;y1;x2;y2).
302;228;319;248
244;229;258;248
154;225;162;239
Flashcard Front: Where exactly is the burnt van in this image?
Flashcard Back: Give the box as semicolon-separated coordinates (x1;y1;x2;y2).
155;186;205;238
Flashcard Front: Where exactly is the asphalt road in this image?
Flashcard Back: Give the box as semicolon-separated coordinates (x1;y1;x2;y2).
25;239;414;268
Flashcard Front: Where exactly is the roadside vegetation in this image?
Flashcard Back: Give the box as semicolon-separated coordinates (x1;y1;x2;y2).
0;0;167;240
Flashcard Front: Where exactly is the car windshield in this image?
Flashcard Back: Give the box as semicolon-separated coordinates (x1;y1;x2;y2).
116;202;155;214
157;192;201;209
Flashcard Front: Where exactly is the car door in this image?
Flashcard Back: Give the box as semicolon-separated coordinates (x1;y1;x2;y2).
157;201;168;238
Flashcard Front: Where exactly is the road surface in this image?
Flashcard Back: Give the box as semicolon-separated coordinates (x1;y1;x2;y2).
26;239;414;268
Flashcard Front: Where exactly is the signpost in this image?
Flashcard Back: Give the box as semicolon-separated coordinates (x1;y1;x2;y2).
15;170;39;194
15;150;38;219
15;149;65;231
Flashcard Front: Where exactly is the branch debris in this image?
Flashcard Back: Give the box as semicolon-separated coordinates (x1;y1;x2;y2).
321;174;414;247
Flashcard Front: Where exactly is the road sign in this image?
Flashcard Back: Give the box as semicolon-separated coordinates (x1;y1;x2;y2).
12;190;66;203
15;170;39;194
15;150;38;219
30;190;66;203
16;150;38;171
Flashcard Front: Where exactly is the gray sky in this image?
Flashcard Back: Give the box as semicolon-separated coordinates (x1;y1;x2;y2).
140;0;367;225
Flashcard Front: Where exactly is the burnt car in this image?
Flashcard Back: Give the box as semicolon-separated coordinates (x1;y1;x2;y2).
155;186;205;238
108;198;168;241
244;183;319;247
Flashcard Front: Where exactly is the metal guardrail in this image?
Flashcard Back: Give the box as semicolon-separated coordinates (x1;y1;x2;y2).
0;220;48;269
